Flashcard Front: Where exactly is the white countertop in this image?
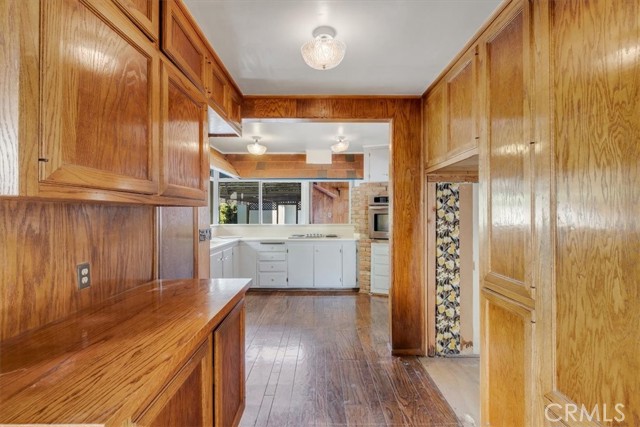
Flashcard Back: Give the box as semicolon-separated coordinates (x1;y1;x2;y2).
210;236;358;251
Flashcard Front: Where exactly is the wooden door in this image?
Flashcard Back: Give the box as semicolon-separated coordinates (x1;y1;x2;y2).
112;0;159;41
479;0;534;305
162;0;208;90
40;0;159;195
446;46;479;158
135;337;213;427
214;301;245;427
160;59;209;201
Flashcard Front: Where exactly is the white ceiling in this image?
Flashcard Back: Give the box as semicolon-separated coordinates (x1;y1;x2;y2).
210;121;390;154
184;0;501;95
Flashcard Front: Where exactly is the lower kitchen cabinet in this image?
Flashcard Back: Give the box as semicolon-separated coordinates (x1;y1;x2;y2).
210;245;236;279
287;241;315;287
370;242;390;295
314;243;343;288
213;301;245;427
135;337;213;427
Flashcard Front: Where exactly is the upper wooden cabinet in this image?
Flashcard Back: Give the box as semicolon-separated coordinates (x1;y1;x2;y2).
205;56;228;112
160;59;209;200
225;85;243;130
478;0;534;305
40;0;159;195
161;0;208;91
424;45;480;174
113;0;160;41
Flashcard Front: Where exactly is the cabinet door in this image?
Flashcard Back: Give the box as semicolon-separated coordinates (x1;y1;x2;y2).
214;301;245;427
112;0;159;41
341;241;357;288
424;82;448;168
481;289;533;427
446;47;479;157
205;57;228;115
135;337;213;427
160;60;209;201
238;243;257;287
40;0;159;195
287;242;314;287
313;244;343;288
222;248;233;278
210;250;223;279
366;147;390;182
479;0;534;304
161;0;208;90
225;85;242;130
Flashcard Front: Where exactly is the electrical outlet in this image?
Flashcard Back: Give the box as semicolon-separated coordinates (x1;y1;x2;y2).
77;263;91;290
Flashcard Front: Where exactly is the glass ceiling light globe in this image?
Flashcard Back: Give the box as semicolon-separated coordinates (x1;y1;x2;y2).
247;136;267;155
331;136;349;153
301;26;346;71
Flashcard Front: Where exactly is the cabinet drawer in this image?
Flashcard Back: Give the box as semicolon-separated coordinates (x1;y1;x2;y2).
257;243;287;252
373;254;389;266
371;244;389;256
258;261;287;272
258;252;286;262
258;272;287;288
372;263;390;276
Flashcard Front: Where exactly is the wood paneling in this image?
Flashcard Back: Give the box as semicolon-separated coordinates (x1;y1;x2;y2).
0;278;250;425
161;0;207;90
424;83;447;167
311;182;350;224
551;0;640;423
159;206;195;279
40;0;159;195
481;289;532;427
113;0;159;41
160;59;208;200
0;200;154;341
214;300;245;427
480;0;533;304
242;97;424;355
225;153;364;180
447;48;478;157
210;147;240;177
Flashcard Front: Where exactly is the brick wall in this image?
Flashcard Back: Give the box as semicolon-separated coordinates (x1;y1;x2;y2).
351;182;389;293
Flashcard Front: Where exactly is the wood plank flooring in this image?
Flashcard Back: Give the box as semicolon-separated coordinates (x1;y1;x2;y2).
241;292;460;427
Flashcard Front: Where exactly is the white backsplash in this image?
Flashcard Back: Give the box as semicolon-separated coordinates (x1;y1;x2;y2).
213;224;356;238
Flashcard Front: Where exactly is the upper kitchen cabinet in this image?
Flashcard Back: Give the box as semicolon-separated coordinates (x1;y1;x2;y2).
39;0;160;196
424;45;480;174
112;0;160;41
160;59;209;201
161;0;208;91
225;85;243;132
478;0;534;304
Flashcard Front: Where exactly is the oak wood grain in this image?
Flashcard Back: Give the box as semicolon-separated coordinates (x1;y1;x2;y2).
224;153;364;180
424;83;447;167
446;47;478;158
552;0;640;424
312;182;350;224
0;278;250;425
0;200;154;340
40;0;160;195
113;0;159;41
0;0;19;195
243;97;424;355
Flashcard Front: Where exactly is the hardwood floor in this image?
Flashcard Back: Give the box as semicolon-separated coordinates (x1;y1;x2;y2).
241;292;460;426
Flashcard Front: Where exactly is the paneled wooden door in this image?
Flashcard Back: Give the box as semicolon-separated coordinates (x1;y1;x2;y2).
40;0;159;195
478;0;537;426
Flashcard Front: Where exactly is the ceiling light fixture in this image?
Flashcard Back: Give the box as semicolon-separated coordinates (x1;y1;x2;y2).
247;136;267;155
301;26;346;71
331;136;349;153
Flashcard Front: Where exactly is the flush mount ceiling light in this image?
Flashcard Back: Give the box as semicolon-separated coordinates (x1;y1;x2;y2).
301;26;346;71
247;136;267;155
331;136;349;153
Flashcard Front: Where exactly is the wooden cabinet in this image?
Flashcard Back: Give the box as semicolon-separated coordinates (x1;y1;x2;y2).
205;57;229;113
225;85;243;130
161;0;208;91
481;289;533;427
39;0;159;196
213;301;245;427
160;59;209;200
424;46;479;174
113;0;159;41
135;337;214;427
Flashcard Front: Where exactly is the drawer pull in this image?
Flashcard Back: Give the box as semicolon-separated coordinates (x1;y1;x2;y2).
260;241;285;245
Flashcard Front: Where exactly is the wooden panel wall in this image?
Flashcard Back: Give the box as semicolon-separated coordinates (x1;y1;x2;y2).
311;182;350;224
224;153;364;180
550;0;640;423
0;200;154;340
242;97;424;354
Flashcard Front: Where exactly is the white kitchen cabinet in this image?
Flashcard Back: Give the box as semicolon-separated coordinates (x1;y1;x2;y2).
342;240;358;288
364;146;390;182
314;243;343;288
210;249;224;279
370;242;390;295
238;242;257;285
287;242;314;287
222;248;233;278
232;245;240;277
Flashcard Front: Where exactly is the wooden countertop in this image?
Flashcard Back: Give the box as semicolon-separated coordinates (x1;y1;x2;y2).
0;278;251;426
